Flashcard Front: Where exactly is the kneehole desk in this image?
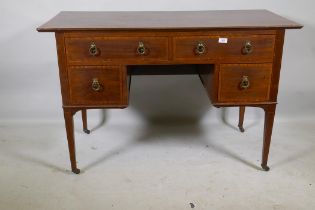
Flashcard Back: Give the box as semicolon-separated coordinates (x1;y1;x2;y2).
37;10;302;174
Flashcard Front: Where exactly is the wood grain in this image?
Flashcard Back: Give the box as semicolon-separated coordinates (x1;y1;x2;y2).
37;10;302;32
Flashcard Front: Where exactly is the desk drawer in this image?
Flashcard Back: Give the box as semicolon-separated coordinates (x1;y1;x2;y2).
68;66;128;106
65;36;169;65
173;35;275;63
218;64;272;102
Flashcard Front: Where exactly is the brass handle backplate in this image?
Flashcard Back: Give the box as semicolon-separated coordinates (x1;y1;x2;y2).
240;76;250;89
89;42;99;56
91;78;102;91
242;41;253;55
195;42;206;55
137;42;147;55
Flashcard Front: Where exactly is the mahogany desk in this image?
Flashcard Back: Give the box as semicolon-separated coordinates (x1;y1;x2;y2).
37;10;302;174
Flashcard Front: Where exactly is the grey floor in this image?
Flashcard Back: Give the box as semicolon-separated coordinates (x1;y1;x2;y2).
0;118;314;210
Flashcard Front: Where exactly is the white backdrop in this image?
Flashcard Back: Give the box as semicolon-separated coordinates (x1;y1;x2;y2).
0;0;314;124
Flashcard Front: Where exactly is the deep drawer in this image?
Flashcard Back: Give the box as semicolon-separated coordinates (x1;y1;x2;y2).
218;64;273;102
68;66;128;106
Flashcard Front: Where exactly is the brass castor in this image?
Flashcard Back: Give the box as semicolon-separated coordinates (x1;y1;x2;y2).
72;168;81;174
261;164;270;171
83;129;91;134
238;125;245;133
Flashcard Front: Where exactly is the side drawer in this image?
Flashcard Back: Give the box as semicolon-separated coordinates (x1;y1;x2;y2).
68;66;128;106
218;64;273;102
173;35;275;63
65;36;169;65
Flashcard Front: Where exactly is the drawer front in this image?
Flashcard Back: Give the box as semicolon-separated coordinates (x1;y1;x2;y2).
65;37;169;65
218;64;272;102
68;66;128;106
173;35;275;63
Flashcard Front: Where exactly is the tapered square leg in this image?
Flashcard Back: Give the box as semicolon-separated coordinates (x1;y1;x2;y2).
81;109;90;134
64;109;80;174
238;106;245;132
261;104;276;171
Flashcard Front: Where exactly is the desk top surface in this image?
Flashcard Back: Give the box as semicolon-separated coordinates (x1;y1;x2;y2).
37;10;302;32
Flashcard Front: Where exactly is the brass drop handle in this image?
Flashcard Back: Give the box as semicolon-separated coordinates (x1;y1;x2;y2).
240;76;250;89
242;41;253;55
137;42;147;55
89;42;99;56
195;42;206;55
91;78;102;91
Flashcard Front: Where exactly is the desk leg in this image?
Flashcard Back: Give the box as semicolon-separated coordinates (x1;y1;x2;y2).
81;109;90;134
261;104;276;171
238;106;245;132
64;109;80;174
